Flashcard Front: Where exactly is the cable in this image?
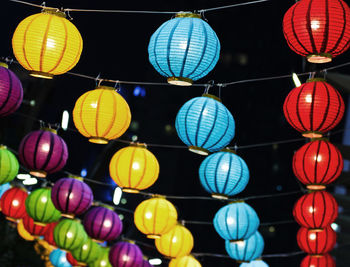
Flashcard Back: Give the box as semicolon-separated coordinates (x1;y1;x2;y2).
192;251;304;258
199;0;271;13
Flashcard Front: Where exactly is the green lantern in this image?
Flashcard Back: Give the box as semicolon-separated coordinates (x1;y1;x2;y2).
53;219;88;251
89;247;112;267
0;146;19;185
71;238;101;264
25;188;61;225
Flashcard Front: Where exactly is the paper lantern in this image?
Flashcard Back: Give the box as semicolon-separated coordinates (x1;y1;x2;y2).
155;224;194;258
54;219;88;251
71;238;101;265
0;63;23;116
134;197;178;239
297;226;336;254
213;201;260;242
49;249;72;267
169;255;201;267
17;218;35;241
0;186;28;222
293;191;338;230
283;79;344;138
141;260;154;267
283;0;350;63
12;8;83;79
51;177;93;218
300;254;335;267
66;253;84;266
23;214;48;237
89;247;112;267
148;12;220;86
109;144;159;193
240;260;269;267
109;242;143;267
83;206;123;242
225;231;264;262
175;95;235;155
19;128;68;177
199;150;249;199
73;86;131;144
44;222;58;248
0;146;19;185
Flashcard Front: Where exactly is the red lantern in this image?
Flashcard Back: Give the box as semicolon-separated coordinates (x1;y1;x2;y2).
23;214;47;237
293;191;338;230
66;252;85;267
300;254;336;267
293;140;343;190
297;226;336;254
0;187;28;222
283;0;350;63
283;79;344;138
43;222;58;248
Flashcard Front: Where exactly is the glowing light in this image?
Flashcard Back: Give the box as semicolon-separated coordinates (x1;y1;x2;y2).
309;207;315;213
46;38;56;48
179;41;188;50
149;258;162;265
23;177;37;185
145;212;153;219
61;110;69;131
305;94;313;103
314;155;322;162
331;223;339;232
292;73;302;87
17;174;31;180
122;255;130;262
103;220;112;228
227;217;234;225
113;187;122;205
41;196;47;203
90;102;98;108
69;193;74;200
42;143;50;152
202;109;209;116
82;244;88;250
12;200;19;206
80;168;87;177
101;260;107;266
309;233;317;240
237;240;245;246
172;236;177;243
311;20;320;30
66;232;73;238
132;162;140;170
221;163;229;171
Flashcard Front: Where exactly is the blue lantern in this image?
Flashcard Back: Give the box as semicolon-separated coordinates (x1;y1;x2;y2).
0;183;10;199
240;260;269;267
225;231;264;262
213;202;259;241
199;150;249;199
175;95;235;155
49;249;72;267
148;12;220;86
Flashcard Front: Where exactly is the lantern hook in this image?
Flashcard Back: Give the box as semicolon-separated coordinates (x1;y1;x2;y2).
308;72;316;80
114;80;121;92
4;57;14;65
204;80;215;94
65;9;73;21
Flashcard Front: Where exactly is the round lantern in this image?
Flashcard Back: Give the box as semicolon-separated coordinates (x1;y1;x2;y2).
169;255;201;267
199;150;249;199
240;260;269;267
83;206;123;242
142;260;154;267
109;144;159;193
134;197;178;239
300;254;336;267
213;201;260;242
72;86;131;144
70;238;101;265
283;0;350;63
53;219;88;251
19;128;68;177
44;222;58;248
12;8;83;79
51;177;93;218
17;218;35;241
225;231;264;262
0;186;28;222
0;146;19;185
109;242;143;267
148;12;220;86
297;226;336;254
293;139;343;190
23;214;48;237
0;63;23;116
293;190;338;230
283;79;344;138
90;247;112;267
155;224;194;258
175;95;235;155
49;249;72;267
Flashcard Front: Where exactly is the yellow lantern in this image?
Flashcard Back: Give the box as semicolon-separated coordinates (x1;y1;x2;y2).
169;255;201;267
109;143;159;193
155;224;194;258
134;197;177;239
12;8;83;79
17;219;35;241
73;86;131;144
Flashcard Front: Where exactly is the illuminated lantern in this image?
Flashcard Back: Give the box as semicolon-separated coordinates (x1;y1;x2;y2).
0;146;19;185
0;63;23;116
155;224;194;258
283;0;350;63
213;201;259;242
12;8;83;79
109;144;159;193
141;260;154;267
134;197;178;239
44;222;58;248
0;186;28;222
54;219;88;251
175;95;235;155
17;219;35;241
293;191;338;230
23;214;47;237
83;206;123;242
109;242;143;267
225;231;264;262
240;260;269;267
18;129;68;178
293;140;343;190
283;79;344;138
297;226;336;254
199;150;249;199
72;86;131;144
51;177;93;218
90;247;112;267
49;249;72;267
71;238;101;265
169;255;201;267
300;254;335;267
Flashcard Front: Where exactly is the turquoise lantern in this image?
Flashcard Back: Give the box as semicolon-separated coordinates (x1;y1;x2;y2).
148;12;220;86
199;149;249;199
0;183;10;199
175;94;235;155
240;260;269;267
49;249;72;267
225;231;264;262
213;201;259;242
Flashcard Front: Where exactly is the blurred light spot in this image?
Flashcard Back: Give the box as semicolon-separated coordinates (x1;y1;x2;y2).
80;168;87;177
269;226;275;233
130;121;139;131
292;73;302;87
61;110;69;131
119;214;124;220
113;187;122;205
17;174;30;180
149;258;162;265
121;198;127;205
132;135;138;142
23;177;38;185
276;185;283;191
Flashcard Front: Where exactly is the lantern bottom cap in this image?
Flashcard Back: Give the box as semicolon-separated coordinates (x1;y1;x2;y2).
147;234;161;239
188;146;210;156
306;184;326;190
76;261;87;266
30;71;54;79
34;221;47;227
307;53;332;64
211;193;229;200
89;137;109;144
122;188;140;193
302;131;323;138
310;228;324;232
229;239;244;244
167;77;193;86
6;217;19;223
92;238;105;243
61;213;75;219
30;170;47;178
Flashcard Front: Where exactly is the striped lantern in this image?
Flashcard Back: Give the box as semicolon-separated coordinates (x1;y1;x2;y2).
175;95;235;155
300;254;335;267
17;218;35;241
0;146;19;185
44;222;58;248
23;214;48;237
240;260;269;267
49;249;72;267
283;79;344;138
53;219;88;251
0;186;28;222
18;128;68;178
89;247;112;267
169;255;201;267
297;226;336;254
70;238;101;265
148;12;220;86
108;242;143;267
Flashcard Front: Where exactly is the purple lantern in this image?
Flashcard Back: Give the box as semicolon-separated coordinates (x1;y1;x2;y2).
83;206;123;242
51;177;93;218
109;242;143;267
18;129;68;178
142;260;154;267
0;64;23;117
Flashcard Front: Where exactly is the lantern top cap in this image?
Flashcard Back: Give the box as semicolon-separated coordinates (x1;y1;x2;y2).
151;194;166;199
229;199;245;204
40;127;57;134
96;85;116;91
99;203;115;211
0;145;7;150
175;12;202;19
41;7;66;18
130;142;147;148
310;137;329;142
306;78;327;83
0;62;8;68
67;174;84;181
202;93;222;102
220;148;236;154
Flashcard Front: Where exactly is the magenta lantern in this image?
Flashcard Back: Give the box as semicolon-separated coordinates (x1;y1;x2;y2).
109;242;143;267
18;129;68;178
142;260;154;267
51;177;93;218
